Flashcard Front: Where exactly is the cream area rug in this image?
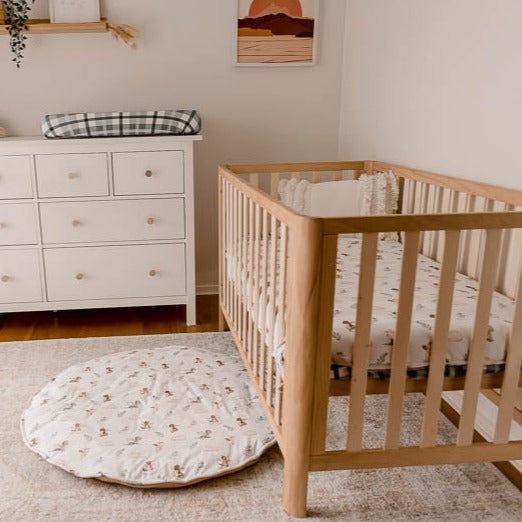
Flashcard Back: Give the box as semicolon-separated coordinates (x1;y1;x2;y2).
1;332;521;521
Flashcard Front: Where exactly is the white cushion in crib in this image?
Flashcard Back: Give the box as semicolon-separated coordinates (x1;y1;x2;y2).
21;346;275;487
305;179;362;217
278;178;362;216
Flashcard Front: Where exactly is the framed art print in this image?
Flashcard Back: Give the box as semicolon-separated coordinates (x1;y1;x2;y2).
236;0;319;66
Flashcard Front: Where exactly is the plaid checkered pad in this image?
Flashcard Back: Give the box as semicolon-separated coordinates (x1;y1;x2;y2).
41;110;201;139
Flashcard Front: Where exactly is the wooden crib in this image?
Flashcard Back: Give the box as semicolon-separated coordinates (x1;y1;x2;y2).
218;160;522;518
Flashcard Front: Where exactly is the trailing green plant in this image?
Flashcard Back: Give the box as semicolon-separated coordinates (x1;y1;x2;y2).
4;0;36;68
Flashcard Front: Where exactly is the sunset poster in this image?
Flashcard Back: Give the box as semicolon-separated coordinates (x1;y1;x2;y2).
236;0;318;65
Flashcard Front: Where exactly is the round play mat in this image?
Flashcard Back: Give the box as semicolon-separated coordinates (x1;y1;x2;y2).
21;345;275;487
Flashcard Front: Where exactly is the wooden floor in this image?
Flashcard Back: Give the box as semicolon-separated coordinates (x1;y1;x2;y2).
0;295;220;342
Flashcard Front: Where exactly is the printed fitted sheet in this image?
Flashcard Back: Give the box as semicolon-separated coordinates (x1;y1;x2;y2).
329;237;513;378
227;236;514;378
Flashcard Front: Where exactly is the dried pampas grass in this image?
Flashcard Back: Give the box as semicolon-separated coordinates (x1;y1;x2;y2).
107;24;138;49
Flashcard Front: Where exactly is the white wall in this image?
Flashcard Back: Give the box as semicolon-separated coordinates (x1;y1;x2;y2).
339;0;522;190
0;0;347;289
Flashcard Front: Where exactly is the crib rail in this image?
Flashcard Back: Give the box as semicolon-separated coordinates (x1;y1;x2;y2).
219;161;522;517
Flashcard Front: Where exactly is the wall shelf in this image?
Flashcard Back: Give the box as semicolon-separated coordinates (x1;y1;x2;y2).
0;19;109;35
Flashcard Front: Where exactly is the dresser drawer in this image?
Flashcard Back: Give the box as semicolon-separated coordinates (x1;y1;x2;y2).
112;151;184;195
35;153;109;198
0;249;42;303
40;198;185;244
0;203;38;245
0;156;33;199
44;244;186;301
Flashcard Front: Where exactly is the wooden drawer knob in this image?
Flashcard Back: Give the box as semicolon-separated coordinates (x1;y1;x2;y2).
68;172;78;180
71;219;81;227
1;275;9;283
75;273;84;280
145;170;153;178
149;270;157;277
147;217;155;225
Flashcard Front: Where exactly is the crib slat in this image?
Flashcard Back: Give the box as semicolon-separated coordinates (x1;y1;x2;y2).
422;185;436;255
457;229;503;446
310;235;338;454
312;171;321;183
413;182;423;214
506;228;522;299
333;171;343;181
274;223;288;425
419;184;430;249
226;179;234;317
246;198;255;363
241;194;250;340
259;209;269;392
229;183;236;324
497;227;515;296
232;187;239;330
402;179;411;215
409;180;418;214
385;231;421;450
220;178;226;314
266;216;278;406
421;230;461;448
347;233;379;452
400;179;413;243
448;189;460;212
457;194;471;274
270;172;281;198
252;203;261;374
242;194;249;343
474;198;494;280
229;184;234;325
467;196;481;279
234;190;241;336
249;173;259;188
494;263;522;444
430;186;445;260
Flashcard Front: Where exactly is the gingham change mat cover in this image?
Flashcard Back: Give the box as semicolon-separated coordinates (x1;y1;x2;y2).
21;346;275;486
41;110;201;139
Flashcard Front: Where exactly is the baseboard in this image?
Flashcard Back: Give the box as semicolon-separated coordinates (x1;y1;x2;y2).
196;284;218;296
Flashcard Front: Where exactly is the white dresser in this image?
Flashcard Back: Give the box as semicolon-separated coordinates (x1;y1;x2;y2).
0;135;201;325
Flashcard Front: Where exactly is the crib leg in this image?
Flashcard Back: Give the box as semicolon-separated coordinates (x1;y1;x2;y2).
283;458;309;518
218;306;228;332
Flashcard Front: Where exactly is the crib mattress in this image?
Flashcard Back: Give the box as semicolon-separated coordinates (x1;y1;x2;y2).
227;237;514;373
331;237;513;371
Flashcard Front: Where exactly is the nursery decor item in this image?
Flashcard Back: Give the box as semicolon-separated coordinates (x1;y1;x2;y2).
236;0;319;65
21;345;275;487
0;4;137;67
49;0;100;24
3;0;36;67
107;22;138;48
41;110;201;138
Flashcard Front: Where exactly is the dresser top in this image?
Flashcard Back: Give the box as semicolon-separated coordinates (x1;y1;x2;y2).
0;135;202;154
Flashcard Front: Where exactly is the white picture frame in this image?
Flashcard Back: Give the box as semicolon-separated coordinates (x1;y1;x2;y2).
49;0;101;24
234;0;320;67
